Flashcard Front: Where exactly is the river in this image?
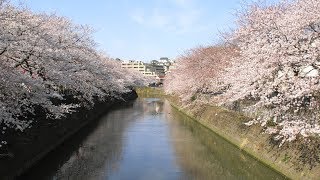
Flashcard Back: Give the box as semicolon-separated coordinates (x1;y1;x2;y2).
20;98;286;180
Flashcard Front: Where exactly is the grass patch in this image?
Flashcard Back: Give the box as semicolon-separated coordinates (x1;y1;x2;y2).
166;95;320;180
135;87;165;98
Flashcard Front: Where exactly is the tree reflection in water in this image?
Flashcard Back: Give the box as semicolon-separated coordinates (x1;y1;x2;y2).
20;98;286;180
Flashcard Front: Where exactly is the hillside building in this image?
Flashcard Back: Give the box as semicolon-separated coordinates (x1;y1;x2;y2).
120;57;176;82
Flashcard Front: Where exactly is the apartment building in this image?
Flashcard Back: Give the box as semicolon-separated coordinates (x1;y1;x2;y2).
121;58;175;79
121;60;162;77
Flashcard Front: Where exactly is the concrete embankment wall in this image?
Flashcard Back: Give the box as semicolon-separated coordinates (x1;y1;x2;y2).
0;90;137;179
137;87;320;180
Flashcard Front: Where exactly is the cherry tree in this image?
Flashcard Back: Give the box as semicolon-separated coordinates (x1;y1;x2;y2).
221;0;320;146
0;0;148;146
165;0;320;146
165;45;238;102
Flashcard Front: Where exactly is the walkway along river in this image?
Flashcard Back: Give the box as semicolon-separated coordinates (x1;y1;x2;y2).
19;97;287;179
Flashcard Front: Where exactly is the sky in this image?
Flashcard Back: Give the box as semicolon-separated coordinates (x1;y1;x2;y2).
12;0;245;62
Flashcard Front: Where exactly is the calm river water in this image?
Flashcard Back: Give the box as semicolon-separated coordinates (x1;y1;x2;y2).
20;98;286;180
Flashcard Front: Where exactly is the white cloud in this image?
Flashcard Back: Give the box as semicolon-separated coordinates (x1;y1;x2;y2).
173;0;190;7
131;9;145;25
129;0;206;34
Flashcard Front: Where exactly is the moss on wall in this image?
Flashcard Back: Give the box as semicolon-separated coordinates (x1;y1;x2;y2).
139;87;320;180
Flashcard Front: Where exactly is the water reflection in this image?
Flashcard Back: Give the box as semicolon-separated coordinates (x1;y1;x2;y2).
20;102;140;180
20;98;286;180
142;98;164;114
164;101;286;180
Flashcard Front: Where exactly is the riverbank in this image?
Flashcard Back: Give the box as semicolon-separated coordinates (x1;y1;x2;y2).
0;90;137;179
135;87;165;98
136;87;320;180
